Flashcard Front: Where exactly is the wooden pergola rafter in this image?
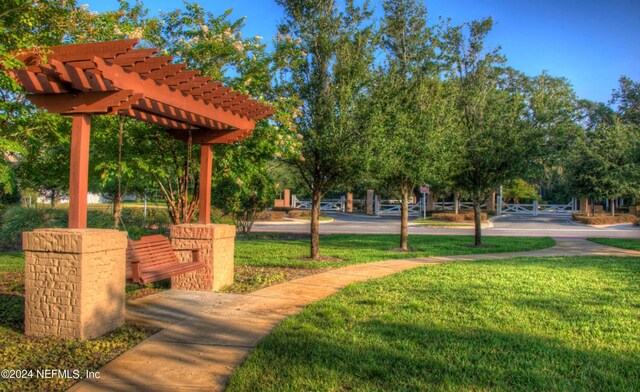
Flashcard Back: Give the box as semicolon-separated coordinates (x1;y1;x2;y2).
7;39;275;228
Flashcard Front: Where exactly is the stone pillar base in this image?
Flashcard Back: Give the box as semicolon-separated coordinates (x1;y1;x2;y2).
486;192;496;213
580;197;589;213
366;189;374;214
346;192;353;213
170;224;236;291
22;229;127;339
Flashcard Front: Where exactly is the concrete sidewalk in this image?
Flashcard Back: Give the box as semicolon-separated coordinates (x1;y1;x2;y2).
69;238;640;392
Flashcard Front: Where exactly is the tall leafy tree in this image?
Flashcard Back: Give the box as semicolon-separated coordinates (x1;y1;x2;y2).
442;18;536;246
371;0;454;250
275;0;376;259
567;122;639;215
0;0;84;194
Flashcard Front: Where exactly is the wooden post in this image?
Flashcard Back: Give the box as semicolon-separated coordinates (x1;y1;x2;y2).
198;144;213;224
68;114;91;229
283;189;291;208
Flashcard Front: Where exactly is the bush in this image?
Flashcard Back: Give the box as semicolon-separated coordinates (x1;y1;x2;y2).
572;213;638;225
255;211;286;221
287;210;312;218
0;206;67;247
431;212;488;222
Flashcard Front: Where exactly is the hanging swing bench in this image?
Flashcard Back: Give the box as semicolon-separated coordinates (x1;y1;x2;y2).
126;235;204;284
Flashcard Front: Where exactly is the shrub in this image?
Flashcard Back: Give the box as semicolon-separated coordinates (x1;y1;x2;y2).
431;212;487;222
0;206;67;247
572;213;637;225
255;211;286;221
287;210;312;218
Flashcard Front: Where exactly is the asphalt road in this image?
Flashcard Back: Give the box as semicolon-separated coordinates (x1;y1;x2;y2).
252;213;640;238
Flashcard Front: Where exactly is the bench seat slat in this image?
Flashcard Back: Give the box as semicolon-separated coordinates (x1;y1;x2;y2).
125;235;204;284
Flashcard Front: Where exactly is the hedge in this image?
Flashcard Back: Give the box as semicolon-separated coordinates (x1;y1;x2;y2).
572;212;638;225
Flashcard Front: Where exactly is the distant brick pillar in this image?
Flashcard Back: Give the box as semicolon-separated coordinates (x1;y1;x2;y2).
486;192;496;213
170;224;235;291
426;193;434;211
22;229;127;339
366;189;374;214
346;192;353;213
580;197;589;213
283;189;291;208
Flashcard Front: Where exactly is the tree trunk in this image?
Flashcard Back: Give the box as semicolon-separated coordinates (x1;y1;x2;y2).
611;198;615;217
310;189;321;259
50;191;55;207
474;201;482;247
400;188;409;250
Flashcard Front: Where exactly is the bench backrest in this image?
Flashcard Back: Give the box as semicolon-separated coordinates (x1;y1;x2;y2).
126;235;179;274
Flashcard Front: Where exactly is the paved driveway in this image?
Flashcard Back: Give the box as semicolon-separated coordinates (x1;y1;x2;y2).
253;213;640;238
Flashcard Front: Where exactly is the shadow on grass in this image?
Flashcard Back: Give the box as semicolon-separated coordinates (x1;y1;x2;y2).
233;319;639;391
0;293;24;332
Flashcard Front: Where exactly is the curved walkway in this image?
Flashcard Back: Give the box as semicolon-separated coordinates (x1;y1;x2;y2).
69;238;640;392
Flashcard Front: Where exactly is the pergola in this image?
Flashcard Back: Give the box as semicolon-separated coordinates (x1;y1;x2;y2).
8;39;274;228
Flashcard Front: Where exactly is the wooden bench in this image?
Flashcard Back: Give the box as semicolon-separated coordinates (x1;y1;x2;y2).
126;235;204;284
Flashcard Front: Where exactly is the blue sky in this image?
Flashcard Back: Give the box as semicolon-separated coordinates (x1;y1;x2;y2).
85;0;640;104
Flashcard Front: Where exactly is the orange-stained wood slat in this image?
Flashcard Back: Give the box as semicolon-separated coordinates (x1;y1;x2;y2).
120;109;191;130
92;58;255;129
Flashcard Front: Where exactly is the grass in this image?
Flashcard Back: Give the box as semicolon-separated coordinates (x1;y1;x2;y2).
0;250;24;273
0;252;157;392
292;215;332;222
412;217;474;227
234;233;556;269
227;256;640;392
588;238;640;251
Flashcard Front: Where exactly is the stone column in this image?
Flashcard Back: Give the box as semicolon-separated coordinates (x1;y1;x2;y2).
170;224;236;291
366;189;374;214
580;197;589;213
486;192;496;213
426;193;434;211
346;192;353;213
283;189;291;208
22;229;127;339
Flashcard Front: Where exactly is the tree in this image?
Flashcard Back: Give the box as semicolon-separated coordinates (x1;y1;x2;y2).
611;76;640;126
275;0;376;259
15;113;71;205
213;164;276;234
443;18;536;246
370;0;454;250
567;122;639;215
0;0;84;194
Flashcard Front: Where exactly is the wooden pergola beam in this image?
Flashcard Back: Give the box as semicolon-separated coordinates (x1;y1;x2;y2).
93;57;255;130
28;90;136;114
121;109;191;130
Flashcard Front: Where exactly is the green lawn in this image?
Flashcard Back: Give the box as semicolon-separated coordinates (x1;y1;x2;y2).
588;238;640;251
228;256;640;392
412;217;474;227
0;250;24;273
234;234;555;269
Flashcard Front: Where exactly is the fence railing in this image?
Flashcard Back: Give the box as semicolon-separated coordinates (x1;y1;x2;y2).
375;201;422;216
292;197;345;212
432;201;486;211
498;198;576;216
